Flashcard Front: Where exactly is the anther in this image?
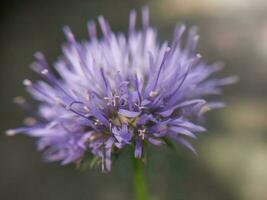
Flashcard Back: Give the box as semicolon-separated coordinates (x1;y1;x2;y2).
149;91;158;98
13;96;26;104
23;79;32;86
138;129;146;140
94;120;100;126
6;129;16;136
41;69;49;75
24;117;37;126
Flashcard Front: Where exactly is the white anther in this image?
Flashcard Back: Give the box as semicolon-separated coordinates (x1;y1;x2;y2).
83;106;90;112
41;69;49;75
94;120;100;126
23;79;32;86
196;53;202;58
149;91;158;98
6;129;16;136
138;129;146;140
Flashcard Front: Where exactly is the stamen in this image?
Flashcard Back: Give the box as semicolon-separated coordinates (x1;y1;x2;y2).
152;47;170;91
41;69;49;75
33;63;75;101
185;26;198;53
83;106;90;112
134;103;146;110
87;20;97;39
6;129;16;136
65;101;89;120
149;91;158;98
129;10;137;34
24;117;37;126
109;122;112;131
199;105;210;115
142;6;149;31
33;52;48;69
34;52;45;60
134;74;141;104
100;68;108;90
23;79;32;86
138;129;146;140
63;26;76;43
167;62;192;100
66;101;84;110
94;119;100;126
104;95;119;107
113;95;119;107
13;96;26;104
98;16;111;40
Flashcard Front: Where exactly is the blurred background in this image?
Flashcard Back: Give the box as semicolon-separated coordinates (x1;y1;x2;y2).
1;0;267;199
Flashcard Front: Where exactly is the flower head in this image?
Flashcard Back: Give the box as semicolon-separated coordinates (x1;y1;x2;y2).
7;8;237;172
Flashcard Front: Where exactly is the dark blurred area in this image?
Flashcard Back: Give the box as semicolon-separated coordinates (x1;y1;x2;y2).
1;0;267;200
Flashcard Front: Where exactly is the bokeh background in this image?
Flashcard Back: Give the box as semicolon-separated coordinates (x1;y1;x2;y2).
1;0;267;199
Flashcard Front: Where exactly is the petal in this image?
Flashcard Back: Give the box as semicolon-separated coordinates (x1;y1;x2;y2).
169;126;197;139
118;109;140;118
159;99;206;117
171;136;197;155
148;137;164;146
134;137;142;158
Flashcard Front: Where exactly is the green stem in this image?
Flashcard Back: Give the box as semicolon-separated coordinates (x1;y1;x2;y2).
133;158;148;200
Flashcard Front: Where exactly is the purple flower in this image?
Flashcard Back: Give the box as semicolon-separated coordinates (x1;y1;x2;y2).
6;7;237;172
